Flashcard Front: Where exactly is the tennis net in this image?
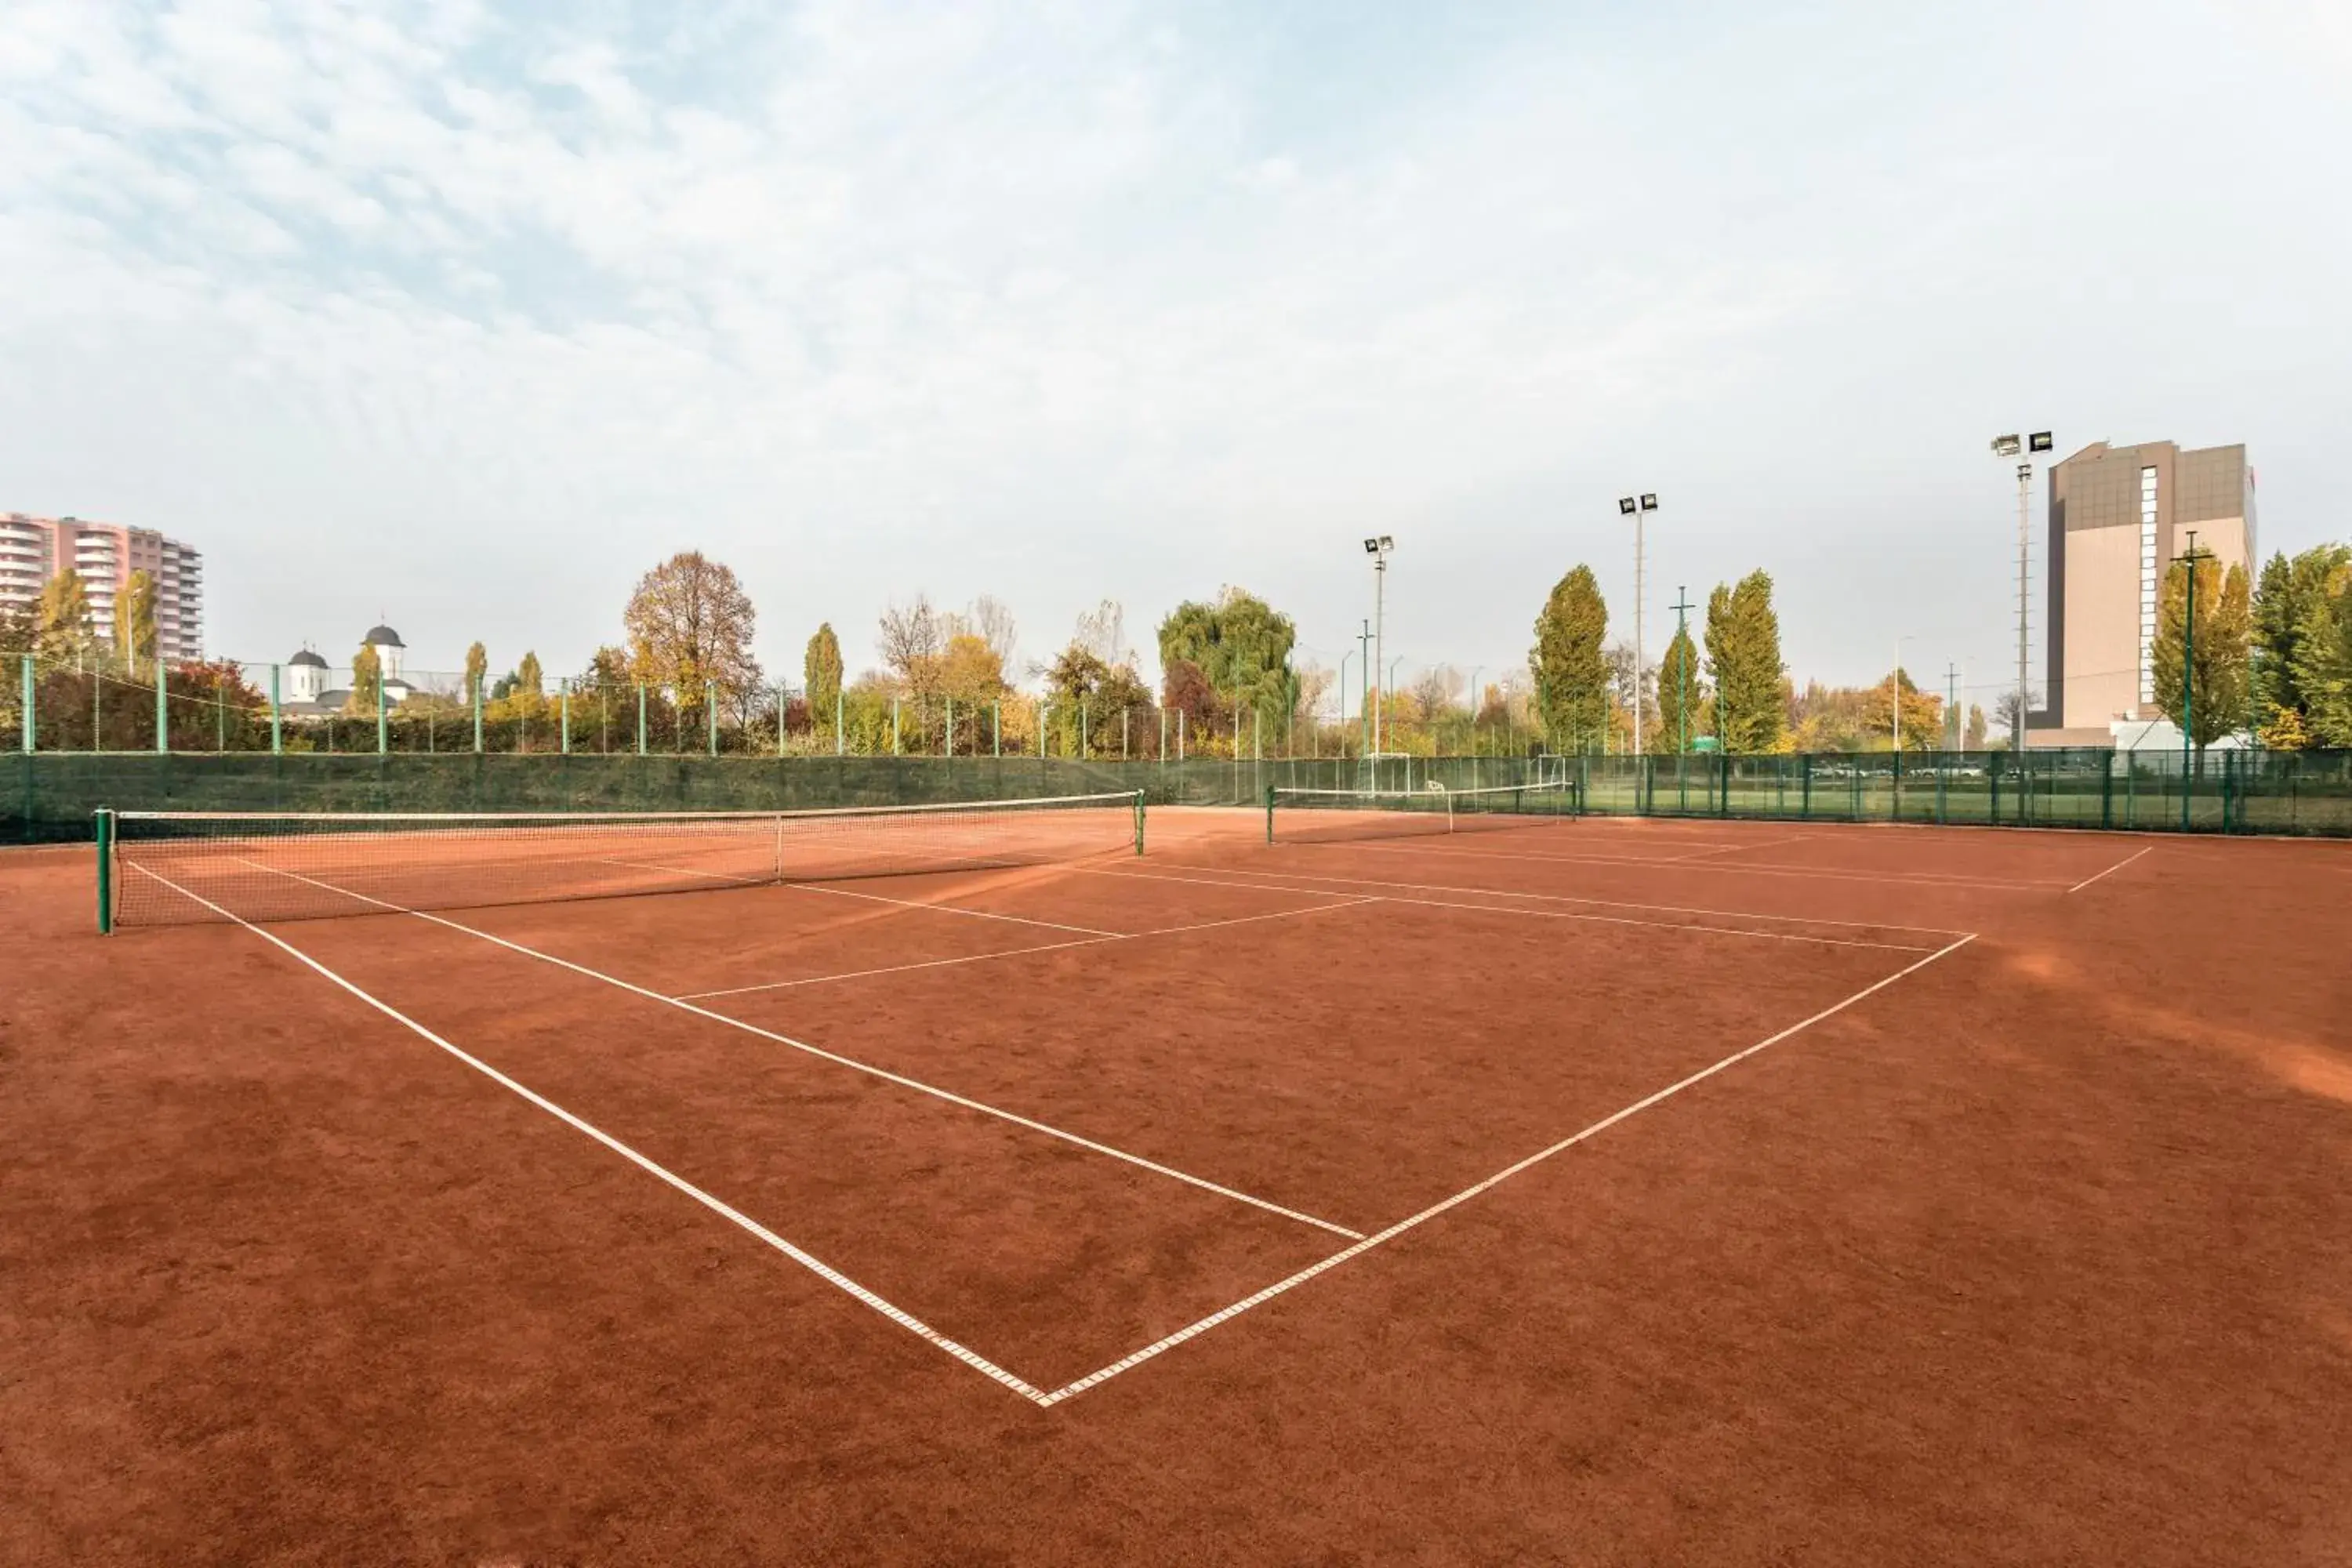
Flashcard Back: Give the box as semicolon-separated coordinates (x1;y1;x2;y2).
99;791;1145;930
1265;779;1578;844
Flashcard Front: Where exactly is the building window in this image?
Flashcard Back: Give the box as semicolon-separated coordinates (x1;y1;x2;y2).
2137;466;2158;707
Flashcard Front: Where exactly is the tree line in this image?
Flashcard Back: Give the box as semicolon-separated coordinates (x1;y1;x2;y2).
9;537;2350;756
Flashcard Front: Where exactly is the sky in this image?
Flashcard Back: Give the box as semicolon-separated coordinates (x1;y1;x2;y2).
4;0;2349;716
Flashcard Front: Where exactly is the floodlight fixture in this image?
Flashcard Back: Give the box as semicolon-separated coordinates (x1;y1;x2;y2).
1991;434;2023;457
1377;535;1393;551
1639;494;1658;512
2027;431;2054;454
1617;496;1637;515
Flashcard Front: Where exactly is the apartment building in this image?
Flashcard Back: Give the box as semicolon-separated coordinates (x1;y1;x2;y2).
0;513;205;660
2029;441;2255;746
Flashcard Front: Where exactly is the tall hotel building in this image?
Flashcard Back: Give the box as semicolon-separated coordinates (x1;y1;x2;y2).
0;514;205;661
2030;441;2255;746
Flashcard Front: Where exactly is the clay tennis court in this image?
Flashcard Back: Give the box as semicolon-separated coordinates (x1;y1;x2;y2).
5;800;2350;1563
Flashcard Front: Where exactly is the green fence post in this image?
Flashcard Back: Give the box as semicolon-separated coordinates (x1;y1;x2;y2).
1719;750;1730;818
946;695;954;759
993;700;1000;757
561;678;571;754
836;689;845;756
777;685;786;759
1123;707;1130;760
1936;757;1947;825
2100;754;2114;830
707;682;718;757
377;670;387;755
1038;703;1048;758
19;655;32;753
1799;753;1811;819
474;677;485;754
95;808;114;934
270;663;282;755
636;684;647;756
1160;707;1167;764
154;660;169;754
1990;760;2002;824
1890;749;1901;822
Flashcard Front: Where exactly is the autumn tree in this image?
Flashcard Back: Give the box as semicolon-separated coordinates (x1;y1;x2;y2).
35;569;93;660
1964;703;1988;751
804;622;844;717
1157;588;1298;733
1704;570;1786;753
2149;554;2252;748
877;595;943;695
1531;564;1609;752
1160;658;1222;737
464;641;489;707
345;642;383;717
116;569;158;674
1870;668;1945;752
625;551;762;722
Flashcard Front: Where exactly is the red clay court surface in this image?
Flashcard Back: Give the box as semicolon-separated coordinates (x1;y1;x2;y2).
5;808;2350;1564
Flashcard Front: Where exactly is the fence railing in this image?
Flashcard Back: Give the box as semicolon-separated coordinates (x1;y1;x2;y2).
6;745;2347;845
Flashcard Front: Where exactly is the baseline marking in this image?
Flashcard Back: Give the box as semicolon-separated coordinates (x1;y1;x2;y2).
2067;845;2153;895
229;858;1363;1241
1034;931;1980;1406
125;863;1056;1404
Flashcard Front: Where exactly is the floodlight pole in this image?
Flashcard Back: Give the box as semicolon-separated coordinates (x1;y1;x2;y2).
2015;459;2031;753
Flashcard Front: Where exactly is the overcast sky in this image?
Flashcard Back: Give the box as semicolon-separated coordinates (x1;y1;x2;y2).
5;0;2347;712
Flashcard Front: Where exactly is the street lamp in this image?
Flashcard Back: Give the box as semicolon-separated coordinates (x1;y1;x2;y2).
1618;495;1657;758
1363;536;1395;755
1990;432;2053;753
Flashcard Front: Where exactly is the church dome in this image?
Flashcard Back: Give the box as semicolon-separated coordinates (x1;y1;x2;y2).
363;624;405;648
289;648;329;669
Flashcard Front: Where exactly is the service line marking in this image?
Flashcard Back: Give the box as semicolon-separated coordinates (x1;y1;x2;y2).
1656;835;1811;862
1284;837;2073;891
1074;864;1953;949
673;895;1376;1001
1032;931;1981;1406
228;858;1364;1242
2067;845;2154;894
125;862;1057;1405
595;855;1122;937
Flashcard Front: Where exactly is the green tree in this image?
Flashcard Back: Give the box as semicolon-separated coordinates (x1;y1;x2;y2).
35;569;94;660
1704;570;1787;753
346;642;383;717
2293;569;2352;746
116;569;158;673
463;641;488;706
1653;621;1705;753
625;550;763;724
2251;545;2351;731
1156;587;1298;733
2149;555;2252;748
1530;564;1610;752
804;622;844;717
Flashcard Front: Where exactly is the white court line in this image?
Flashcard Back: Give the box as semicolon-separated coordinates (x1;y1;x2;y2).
2067;844;2154;894
672;896;1375;1002
125;862;1058;1406
1282;837;2073;892
1657;835;1810;862
1075;863;1964;946
1034;931;1980;1406
230;857;1364;1241
596;855;1123;938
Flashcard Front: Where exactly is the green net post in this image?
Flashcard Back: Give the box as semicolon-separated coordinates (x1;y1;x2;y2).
1134;790;1146;855
707;682;718;757
19;654;32;753
636;684;646;757
560;678;571;754
94;808;114;934
270;663;282;756
154;659;168;754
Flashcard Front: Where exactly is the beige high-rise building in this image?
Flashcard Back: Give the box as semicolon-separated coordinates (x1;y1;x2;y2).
0;513;206;661
2028;441;2255;747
